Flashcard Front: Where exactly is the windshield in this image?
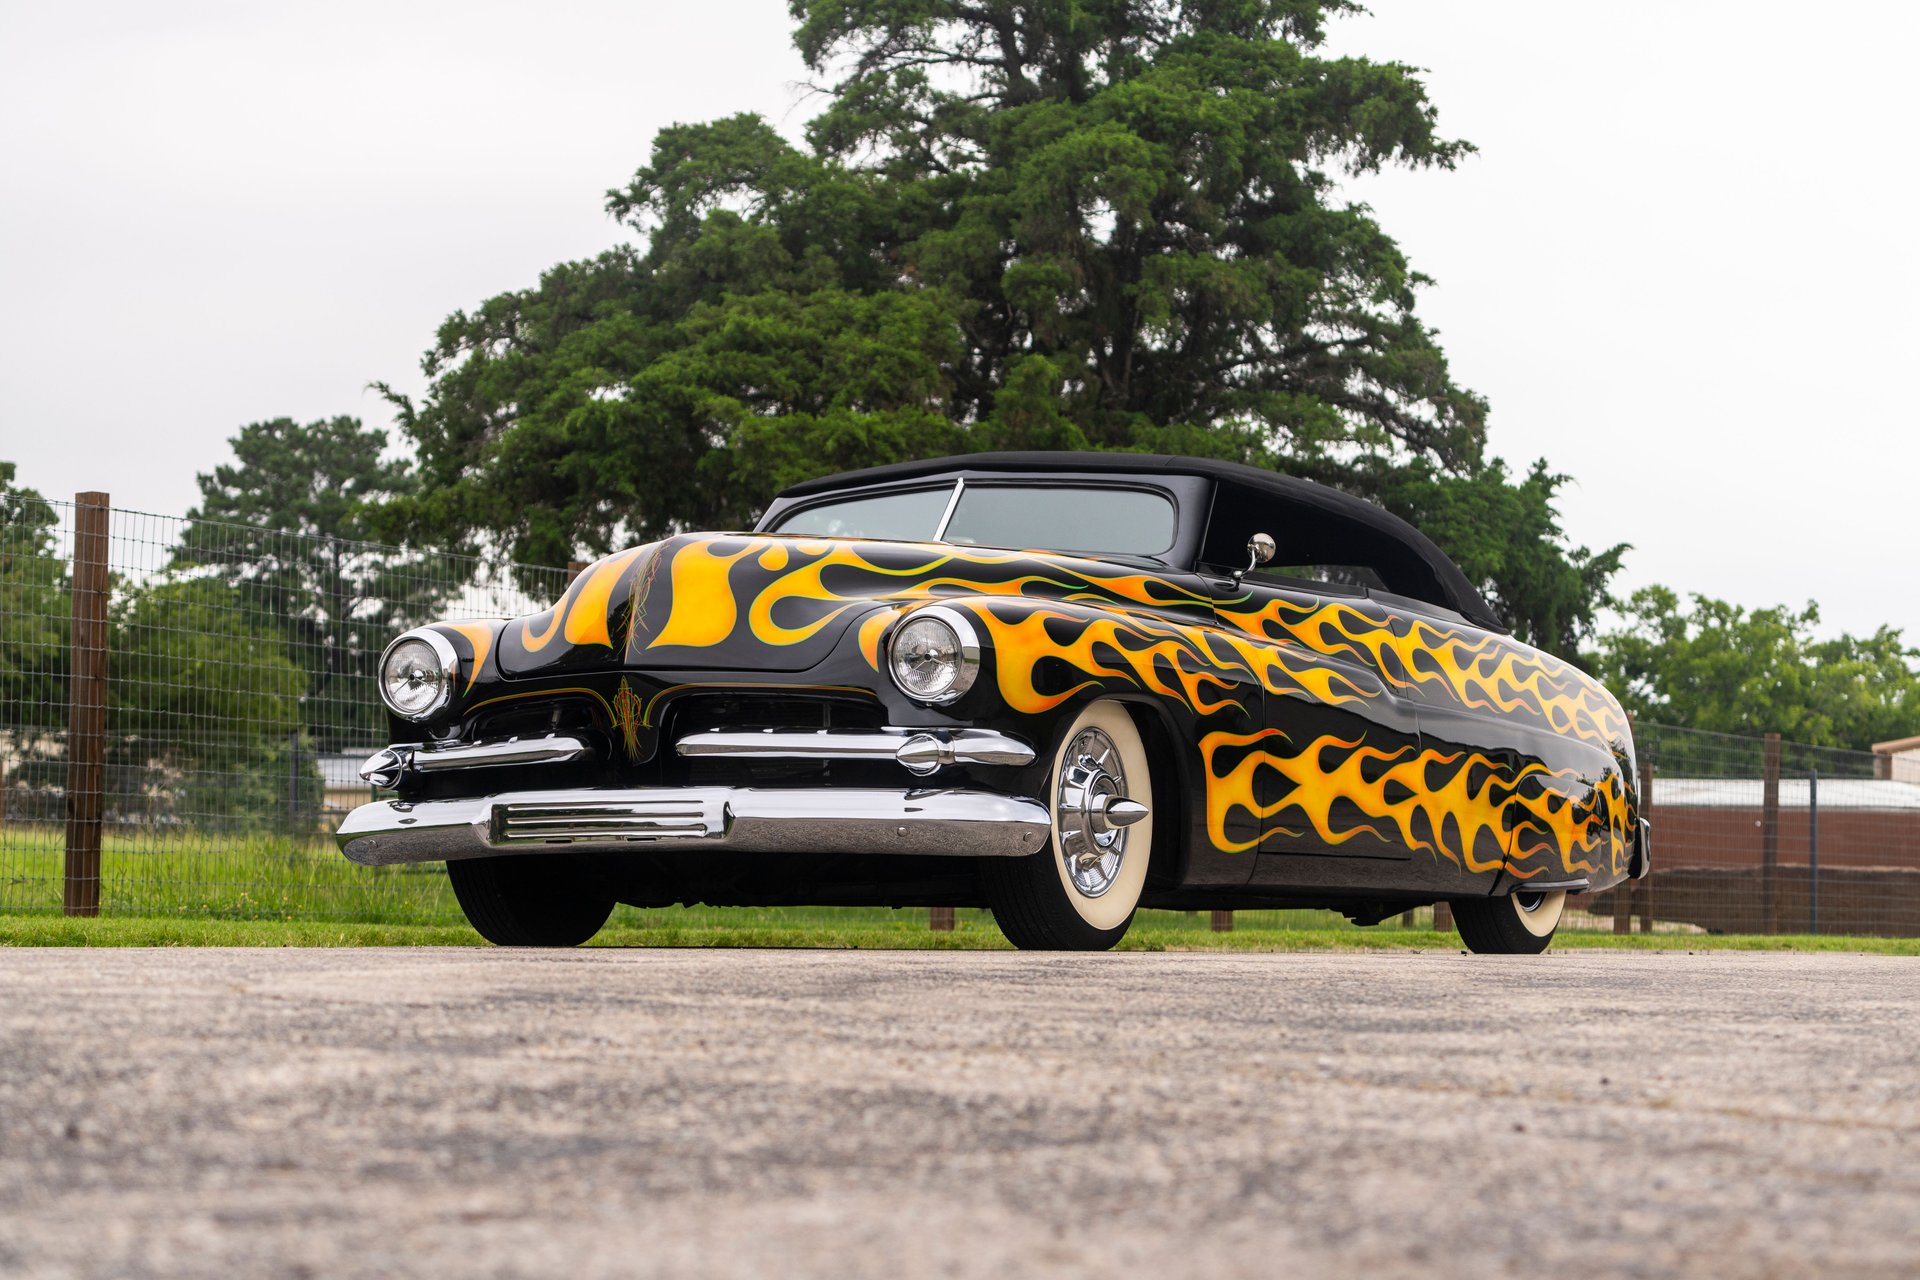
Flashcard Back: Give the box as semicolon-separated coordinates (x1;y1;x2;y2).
771;482;1177;558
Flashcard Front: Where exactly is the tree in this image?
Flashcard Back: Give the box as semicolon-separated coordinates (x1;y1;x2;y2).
0;462;67;731
383;0;1618;645
106;576;313;829
1;463;69;820
1589;586;1920;751
174;418;460;751
1356;456;1626;653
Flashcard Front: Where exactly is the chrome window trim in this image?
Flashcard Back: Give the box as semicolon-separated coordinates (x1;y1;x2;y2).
931;477;966;542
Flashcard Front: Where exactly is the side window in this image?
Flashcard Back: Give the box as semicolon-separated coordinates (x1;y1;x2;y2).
770;486;952;541
1255;562;1388;594
1199;484;1443;611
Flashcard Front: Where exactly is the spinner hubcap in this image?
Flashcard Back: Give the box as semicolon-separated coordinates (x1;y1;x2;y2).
1055;727;1146;899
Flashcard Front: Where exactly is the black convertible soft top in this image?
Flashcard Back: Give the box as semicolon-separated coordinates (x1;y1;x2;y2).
776;452;1505;633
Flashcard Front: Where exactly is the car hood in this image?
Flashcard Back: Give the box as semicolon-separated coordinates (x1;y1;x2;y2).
493;532;1216;678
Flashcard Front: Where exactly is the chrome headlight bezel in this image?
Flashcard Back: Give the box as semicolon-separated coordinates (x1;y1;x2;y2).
377;628;459;722
887;605;981;706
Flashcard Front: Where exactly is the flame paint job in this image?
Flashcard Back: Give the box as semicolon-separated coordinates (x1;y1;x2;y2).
439;621;498;696
1215;594;1629;752
418;526;1637;898
1200;729;1627;880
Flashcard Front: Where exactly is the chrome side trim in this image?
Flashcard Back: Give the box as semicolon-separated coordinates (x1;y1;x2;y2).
674;727;1035;775
413;735;595;773
335;786;1051;866
1512;878;1590;894
359;735;595;786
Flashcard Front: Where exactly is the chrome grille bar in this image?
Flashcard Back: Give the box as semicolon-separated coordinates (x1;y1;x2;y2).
494;795;729;845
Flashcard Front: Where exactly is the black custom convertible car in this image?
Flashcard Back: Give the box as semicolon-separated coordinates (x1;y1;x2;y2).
338;453;1649;951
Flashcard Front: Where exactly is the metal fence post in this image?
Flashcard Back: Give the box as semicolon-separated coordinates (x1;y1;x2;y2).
63;491;110;917
1808;768;1819;936
1761;732;1781;934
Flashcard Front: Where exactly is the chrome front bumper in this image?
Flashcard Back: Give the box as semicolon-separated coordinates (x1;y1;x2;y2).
335;787;1052;866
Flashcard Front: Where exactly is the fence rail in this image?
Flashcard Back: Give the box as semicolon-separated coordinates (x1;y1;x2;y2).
4;493;1918;936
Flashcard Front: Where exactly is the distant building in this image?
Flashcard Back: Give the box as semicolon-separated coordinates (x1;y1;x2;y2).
1603;771;1920;936
317;751;381;831
1873;736;1920;783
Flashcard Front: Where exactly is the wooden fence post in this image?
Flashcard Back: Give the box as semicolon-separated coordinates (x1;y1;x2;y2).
1761;732;1781;935
63;492;110;917
929;907;955;931
1432;900;1452;933
1636;757;1655;934
567;560;589;585
1209;910;1234;932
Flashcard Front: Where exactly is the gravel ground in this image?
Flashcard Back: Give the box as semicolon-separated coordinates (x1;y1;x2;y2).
0;948;1915;1279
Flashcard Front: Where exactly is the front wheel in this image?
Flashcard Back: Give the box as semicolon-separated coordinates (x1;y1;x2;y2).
1453;889;1566;954
985;701;1154;951
446;854;615;947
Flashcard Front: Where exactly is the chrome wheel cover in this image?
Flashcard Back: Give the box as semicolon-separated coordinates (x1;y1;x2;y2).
1056;727;1133;899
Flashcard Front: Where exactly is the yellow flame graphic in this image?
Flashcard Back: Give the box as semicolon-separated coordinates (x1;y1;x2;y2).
1199;729;1614;877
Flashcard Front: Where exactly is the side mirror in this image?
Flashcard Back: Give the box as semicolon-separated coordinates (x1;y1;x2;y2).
1233;532;1276;585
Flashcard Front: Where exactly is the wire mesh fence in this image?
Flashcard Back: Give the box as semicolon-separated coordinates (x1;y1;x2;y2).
1;495;566;925
4;493;1918;937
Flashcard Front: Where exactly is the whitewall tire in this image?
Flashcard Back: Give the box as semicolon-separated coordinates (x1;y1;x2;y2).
985;701;1154;950
1453;889;1567;955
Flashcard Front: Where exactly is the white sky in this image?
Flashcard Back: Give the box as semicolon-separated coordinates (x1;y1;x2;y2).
3;1;1915;641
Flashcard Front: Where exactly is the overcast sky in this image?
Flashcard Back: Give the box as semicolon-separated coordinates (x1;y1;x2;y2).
3;1;1915;641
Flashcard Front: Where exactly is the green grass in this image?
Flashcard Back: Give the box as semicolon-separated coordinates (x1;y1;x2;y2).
2;823;458;923
7;822;1916;952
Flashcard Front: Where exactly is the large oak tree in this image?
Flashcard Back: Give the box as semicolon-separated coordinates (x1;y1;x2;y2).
384;0;1621;648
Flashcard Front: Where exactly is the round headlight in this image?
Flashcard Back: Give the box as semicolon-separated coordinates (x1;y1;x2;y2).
888;608;979;705
379;631;457;721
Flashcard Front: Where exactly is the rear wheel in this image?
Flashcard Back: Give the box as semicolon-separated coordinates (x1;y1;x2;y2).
446;854;615;947
985;701;1154;951
1453;889;1566;954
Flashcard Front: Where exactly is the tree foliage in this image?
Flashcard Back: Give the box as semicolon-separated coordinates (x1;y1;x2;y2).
107;577;315;827
1589;587;1920;750
1;462;317;825
175;418;460;751
0;462;67;729
384;0;1618;647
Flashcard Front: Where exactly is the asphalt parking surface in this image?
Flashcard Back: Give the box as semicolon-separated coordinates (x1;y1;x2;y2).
0;948;1914;1279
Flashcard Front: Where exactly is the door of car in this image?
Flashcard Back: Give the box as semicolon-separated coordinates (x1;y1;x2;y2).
1205;570;1428;878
